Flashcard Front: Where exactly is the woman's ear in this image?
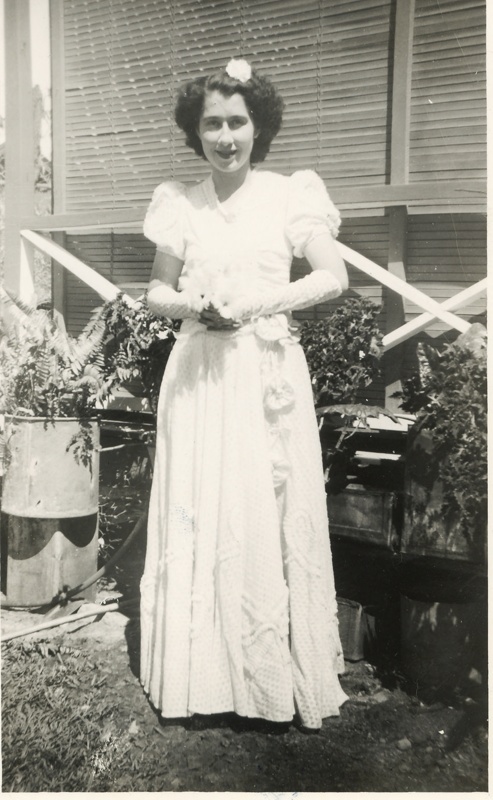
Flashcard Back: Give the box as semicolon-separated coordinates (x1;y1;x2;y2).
254;128;260;139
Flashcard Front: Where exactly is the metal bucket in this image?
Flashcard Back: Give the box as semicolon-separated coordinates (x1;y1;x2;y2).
1;416;100;606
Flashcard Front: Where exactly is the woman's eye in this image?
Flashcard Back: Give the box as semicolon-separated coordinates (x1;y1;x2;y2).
202;117;248;132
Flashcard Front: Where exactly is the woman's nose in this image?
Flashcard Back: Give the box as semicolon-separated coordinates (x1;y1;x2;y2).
218;123;234;143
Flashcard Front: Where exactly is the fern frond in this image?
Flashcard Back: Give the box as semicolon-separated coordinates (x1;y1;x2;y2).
0;287;34;332
70;374;100;392
49;321;74;366
1;287;37;315
0;289;52;345
91;350;106;370
71;309;110;373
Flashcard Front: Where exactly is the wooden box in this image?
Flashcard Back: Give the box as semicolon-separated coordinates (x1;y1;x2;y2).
328;483;400;551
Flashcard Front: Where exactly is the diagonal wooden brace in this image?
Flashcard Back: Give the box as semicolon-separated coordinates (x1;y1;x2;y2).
20;230;138;308
383;279;487;350
336;241;470;335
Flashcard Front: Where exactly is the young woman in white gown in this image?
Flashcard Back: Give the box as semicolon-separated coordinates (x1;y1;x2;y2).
140;58;349;731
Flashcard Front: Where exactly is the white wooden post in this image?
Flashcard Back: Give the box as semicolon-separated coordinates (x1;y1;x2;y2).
383;0;415;409
4;0;36;302
18;236;36;303
384;208;408;410
50;0;67;317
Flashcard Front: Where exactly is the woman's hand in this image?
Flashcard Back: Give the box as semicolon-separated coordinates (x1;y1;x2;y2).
198;303;241;330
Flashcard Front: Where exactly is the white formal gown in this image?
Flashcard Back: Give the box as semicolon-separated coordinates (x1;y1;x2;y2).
140;169;348;729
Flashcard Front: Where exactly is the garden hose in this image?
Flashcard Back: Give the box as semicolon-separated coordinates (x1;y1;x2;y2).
1;597;140;643
58;510;148;603
0;510;148;610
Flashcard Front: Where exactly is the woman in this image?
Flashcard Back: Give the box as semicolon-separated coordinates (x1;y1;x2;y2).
140;58;349;731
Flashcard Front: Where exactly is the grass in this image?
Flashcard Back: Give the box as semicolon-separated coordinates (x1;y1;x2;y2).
1;433;152;793
2;640;135;792
2;634;488;793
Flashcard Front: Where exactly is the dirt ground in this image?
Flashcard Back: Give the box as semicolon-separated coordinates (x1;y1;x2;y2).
1;443;489;792
1;554;488;794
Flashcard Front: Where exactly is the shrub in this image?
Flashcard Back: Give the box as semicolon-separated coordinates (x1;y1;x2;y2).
0;289;109;419
299;297;389;494
97;293;176;419
398;323;487;540
299;296;383;405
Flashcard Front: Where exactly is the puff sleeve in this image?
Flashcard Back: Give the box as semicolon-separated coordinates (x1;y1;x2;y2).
143;181;187;261
285;170;341;258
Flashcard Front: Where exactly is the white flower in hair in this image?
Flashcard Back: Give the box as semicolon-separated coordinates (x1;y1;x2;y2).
225;58;252;83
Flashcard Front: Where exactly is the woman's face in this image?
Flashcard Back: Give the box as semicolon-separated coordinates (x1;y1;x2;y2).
197;90;256;176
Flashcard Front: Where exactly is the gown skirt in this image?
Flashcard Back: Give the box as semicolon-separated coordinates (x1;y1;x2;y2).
140;318;348;730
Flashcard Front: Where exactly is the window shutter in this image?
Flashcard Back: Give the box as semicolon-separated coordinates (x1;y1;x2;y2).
410;0;486;182
63;0;174;208
58;0;486;408
61;0;395;210
319;0;393;186
60;0;396;351
406;213;487;333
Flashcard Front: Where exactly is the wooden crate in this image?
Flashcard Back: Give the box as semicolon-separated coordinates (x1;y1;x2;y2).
328;483;400;550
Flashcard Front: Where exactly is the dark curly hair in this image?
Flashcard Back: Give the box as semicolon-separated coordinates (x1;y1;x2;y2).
174;64;284;165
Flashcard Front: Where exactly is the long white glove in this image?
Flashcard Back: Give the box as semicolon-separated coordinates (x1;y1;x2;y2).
224;269;342;321
146;284;201;320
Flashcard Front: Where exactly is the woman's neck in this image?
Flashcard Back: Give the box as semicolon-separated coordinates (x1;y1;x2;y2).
211;164;252;203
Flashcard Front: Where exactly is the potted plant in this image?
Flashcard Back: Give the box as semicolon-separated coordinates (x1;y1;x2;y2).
0;288;111;606
398;323;487;563
300;297;414;664
96;292;176;423
89;293;176;488
0;289;176;607
395;323;487;699
300;297;403;549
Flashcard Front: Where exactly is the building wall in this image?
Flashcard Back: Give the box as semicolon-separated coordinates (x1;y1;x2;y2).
52;0;487;404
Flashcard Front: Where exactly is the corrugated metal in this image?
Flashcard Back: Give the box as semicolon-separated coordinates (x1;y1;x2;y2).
396;211;487;389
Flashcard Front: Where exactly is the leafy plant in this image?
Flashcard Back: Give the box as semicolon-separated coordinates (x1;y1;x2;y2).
0;288;110;419
398;323;487;542
0;289;176;422
96;293;176;419
99;439;152;555
299;297;383;406
300;297;391;493
316;403;399;494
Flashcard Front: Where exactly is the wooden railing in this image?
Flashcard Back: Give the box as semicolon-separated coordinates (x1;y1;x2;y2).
18;227;486;352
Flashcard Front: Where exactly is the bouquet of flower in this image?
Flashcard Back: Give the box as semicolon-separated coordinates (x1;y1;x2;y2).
178;258;257;318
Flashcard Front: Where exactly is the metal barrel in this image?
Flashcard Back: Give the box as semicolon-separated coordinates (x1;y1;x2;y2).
1;416;99;606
